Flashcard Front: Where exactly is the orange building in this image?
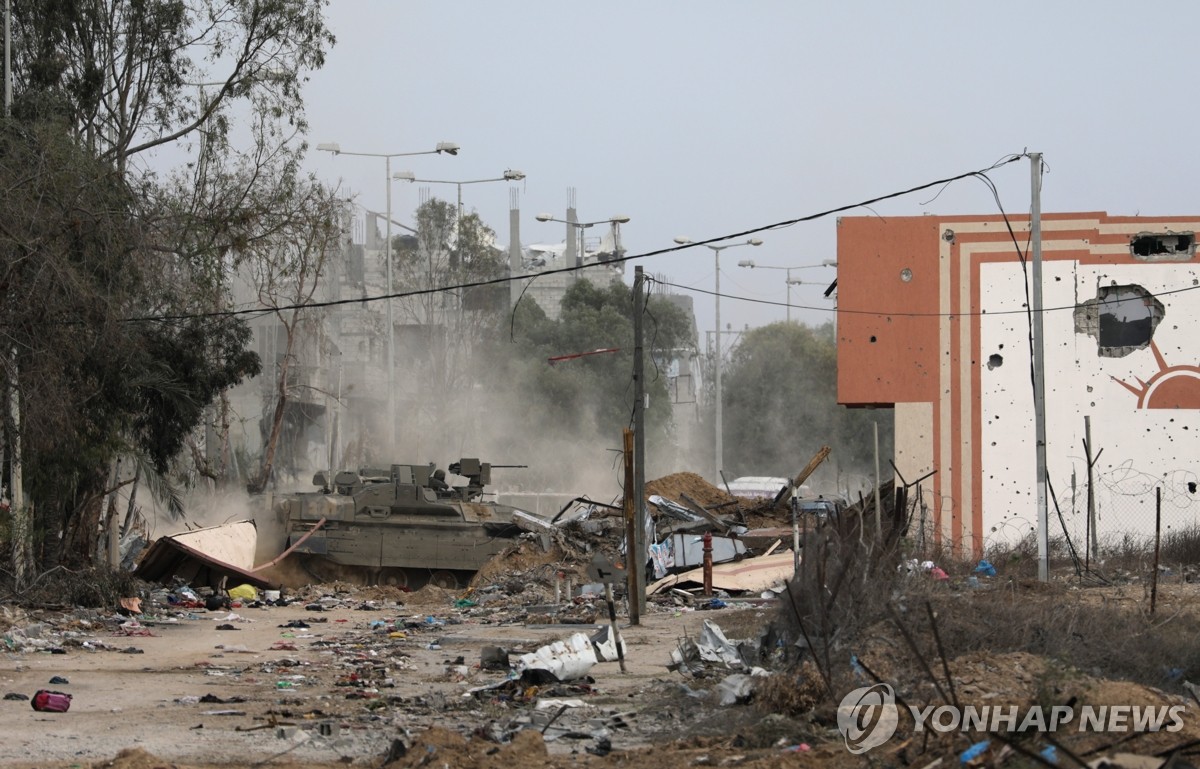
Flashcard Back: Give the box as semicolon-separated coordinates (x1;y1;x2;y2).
836;213;1200;554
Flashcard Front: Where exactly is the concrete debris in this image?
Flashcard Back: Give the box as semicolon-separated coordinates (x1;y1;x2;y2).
715;670;769;706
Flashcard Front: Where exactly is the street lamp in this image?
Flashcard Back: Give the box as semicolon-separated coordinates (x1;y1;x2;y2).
393;169;525;223
535;213;631;270
737;259;836;324
316;140;459;451
674;236;762;483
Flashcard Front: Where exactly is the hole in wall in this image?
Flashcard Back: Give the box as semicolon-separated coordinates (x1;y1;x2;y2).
1073;283;1164;358
1130;232;1195;261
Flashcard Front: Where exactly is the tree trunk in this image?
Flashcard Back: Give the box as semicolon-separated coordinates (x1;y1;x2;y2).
120;465;142;539
60;466;109;568
104;490;120;567
250;352;291;494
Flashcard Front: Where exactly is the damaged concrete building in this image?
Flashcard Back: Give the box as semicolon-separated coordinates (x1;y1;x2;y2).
836;212;1200;555
221;192;699;494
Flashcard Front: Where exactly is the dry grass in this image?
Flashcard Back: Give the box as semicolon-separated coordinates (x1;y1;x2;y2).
754;661;826;716
1;565;141;608
760;497;1200;709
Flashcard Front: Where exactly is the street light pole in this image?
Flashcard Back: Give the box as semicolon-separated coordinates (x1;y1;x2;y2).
535;213;631;275
316;141;459;452
786;269;793;323
737;259;837;324
394;170;526;269
676;237;762;483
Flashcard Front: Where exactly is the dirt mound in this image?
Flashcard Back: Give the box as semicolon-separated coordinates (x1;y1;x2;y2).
402;583;458;607
387;726;548;769
470;539;574;588
646;472;737;508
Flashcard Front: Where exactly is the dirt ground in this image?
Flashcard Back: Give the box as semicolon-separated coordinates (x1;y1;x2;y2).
6;462;1200;769
4;577;1200;769
0;581;796;769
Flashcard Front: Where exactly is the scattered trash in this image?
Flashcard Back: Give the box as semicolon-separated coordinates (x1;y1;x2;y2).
228;584;258;602
974;560;997;577
48;676;69;685
117;621;155;637
31;690;72;713
960;740;990;764
589;625;627;664
515;633;598;683
716;673;757;706
480;646;510;671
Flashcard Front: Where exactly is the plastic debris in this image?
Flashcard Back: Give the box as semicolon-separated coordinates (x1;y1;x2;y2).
960;740;990;763
228;584;258;601
514;632;598;683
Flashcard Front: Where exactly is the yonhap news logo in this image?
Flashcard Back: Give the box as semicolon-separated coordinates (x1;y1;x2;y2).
836;685;1188;754
837;684;900;754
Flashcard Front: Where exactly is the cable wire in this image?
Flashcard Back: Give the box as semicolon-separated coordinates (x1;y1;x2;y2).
115;155;1028;324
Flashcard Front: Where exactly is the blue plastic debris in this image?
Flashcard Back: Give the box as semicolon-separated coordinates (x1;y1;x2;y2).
960;740;990;763
1040;745;1058;764
974;560;997;577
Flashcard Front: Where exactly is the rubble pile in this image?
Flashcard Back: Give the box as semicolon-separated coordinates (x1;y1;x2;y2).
8;461;1200;769
645;472;738;510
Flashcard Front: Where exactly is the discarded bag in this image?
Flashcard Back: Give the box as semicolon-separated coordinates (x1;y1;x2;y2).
31;690;72;712
228;584;258;601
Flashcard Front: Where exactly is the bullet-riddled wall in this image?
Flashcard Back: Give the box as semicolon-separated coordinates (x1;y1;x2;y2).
837;213;1200;555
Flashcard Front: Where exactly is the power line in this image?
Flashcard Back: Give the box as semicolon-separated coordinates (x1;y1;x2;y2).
123;154;1029;324
652;278;1200;320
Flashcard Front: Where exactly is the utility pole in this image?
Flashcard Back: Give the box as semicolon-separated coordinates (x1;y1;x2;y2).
622;429;639;625
1030;151;1049;582
714;249;723;483
631;267;647;618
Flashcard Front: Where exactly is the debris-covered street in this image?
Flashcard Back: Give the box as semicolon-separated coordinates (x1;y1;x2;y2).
5;470;1200;769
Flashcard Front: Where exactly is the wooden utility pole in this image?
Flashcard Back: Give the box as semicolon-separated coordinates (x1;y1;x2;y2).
622;428;640;626
631;267;647;618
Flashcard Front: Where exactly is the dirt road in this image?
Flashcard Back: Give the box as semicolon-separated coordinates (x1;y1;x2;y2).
0;586;784;768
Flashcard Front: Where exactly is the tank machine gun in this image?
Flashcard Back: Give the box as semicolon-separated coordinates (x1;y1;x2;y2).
276;459;536;589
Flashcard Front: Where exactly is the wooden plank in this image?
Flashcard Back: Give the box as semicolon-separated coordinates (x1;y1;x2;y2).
679;492;731;532
792;446;832;490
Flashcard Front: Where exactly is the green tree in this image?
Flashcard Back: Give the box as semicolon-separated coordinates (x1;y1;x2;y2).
721;321;892;491
491;278;695;487
0;0;334;573
0;121;262;568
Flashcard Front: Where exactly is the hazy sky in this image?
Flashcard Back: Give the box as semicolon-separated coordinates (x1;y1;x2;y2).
302;2;1195;338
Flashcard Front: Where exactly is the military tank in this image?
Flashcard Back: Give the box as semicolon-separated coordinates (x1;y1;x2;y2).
275;459;541;589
